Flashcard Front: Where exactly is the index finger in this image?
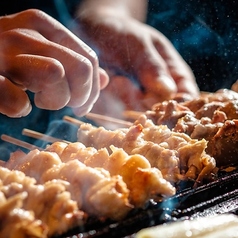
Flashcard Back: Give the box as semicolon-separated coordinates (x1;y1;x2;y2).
153;31;200;96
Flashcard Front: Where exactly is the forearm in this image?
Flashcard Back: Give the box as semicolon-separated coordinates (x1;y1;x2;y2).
77;0;148;22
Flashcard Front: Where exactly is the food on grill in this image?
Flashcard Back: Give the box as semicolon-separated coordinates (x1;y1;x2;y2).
0;139;177;237
143;89;238;167
3;149;132;221
46;141;175;207
77;122;216;184
0;191;47;238
2;87;238;237
136;214;238;238
0;166;84;237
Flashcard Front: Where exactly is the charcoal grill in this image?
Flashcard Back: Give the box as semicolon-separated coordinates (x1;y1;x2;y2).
57;168;238;238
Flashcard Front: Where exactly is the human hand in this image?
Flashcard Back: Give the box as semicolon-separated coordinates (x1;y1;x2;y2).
91;75;192;124
0;9;109;118
91;75;154;121
77;9;199;101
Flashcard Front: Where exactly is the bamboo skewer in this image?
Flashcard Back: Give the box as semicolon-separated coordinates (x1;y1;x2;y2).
1;134;43;151
22;128;70;144
64;114;133;128
2;112;136;152
85;112;133;127
63;116;86;127
123;110;144;121
1;127;71;152
1;112;138;153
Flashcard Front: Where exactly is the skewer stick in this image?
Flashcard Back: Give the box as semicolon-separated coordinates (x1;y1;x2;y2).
22;128;70;144
63;116;86;127
1;134;42;151
64;114;133;128
123;110;144;120
85;112;133;127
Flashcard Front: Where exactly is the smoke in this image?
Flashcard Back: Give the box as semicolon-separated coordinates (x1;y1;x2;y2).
0;91;81;161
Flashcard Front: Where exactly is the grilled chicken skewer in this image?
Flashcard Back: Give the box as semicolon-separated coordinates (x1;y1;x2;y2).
77;120;216;184
3;148;132;221
46;141;175;207
0;191;47;238
0;166;84;237
1;132;175;207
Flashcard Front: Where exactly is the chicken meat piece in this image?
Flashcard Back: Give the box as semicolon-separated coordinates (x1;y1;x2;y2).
46;142;176;207
0;191;48;238
205;89;238;102
146;100;194;129
42;159;132;220
78;122;216;184
0;166;84;237
5;150;132;221
148;89;238;135
206;119;238;167
144;89;238;168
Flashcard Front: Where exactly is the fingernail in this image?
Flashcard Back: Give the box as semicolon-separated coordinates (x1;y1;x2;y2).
18;102;32;117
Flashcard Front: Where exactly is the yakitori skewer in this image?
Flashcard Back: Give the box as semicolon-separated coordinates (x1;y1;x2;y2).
1;134;42;151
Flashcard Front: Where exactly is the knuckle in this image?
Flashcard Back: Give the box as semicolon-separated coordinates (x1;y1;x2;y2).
81;57;93;76
21;9;48;22
72;56;93;80
43;59;65;84
0;30;23;50
0;28;35;47
81;44;99;67
0;29;19;40
87;48;99;66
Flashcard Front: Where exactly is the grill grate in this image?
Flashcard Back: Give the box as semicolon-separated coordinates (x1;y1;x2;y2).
57;168;238;238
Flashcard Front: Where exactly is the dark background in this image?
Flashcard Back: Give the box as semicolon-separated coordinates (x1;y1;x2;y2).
147;0;238;91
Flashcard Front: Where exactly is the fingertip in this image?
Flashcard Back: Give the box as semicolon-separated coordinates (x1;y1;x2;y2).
0;76;32;118
147;75;177;99
4;100;32;118
177;79;200;98
34;92;69;110
72;104;93;117
99;68;109;90
17;101;32;117
34;80;71;110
